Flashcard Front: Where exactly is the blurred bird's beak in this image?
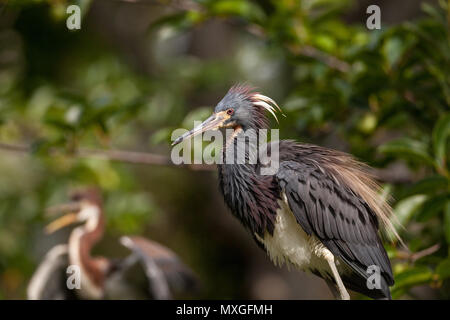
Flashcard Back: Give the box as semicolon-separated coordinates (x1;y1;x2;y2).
45;213;78;234
171;111;230;146
45;202;81;234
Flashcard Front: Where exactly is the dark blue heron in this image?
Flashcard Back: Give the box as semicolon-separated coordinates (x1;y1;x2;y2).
172;84;400;300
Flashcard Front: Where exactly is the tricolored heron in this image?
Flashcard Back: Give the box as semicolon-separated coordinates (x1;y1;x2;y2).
27;188;198;300
172;84;400;300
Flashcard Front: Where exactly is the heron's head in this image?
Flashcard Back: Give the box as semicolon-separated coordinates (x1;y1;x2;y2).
172;84;282;146
45;187;103;233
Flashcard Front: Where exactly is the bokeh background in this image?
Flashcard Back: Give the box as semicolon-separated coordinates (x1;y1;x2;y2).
0;0;449;299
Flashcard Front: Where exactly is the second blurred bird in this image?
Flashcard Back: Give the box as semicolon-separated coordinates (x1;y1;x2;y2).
27;187;198;300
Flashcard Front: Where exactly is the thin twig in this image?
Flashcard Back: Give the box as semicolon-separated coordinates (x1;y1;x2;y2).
395;244;440;263
0;142;28;153
0;142;214;171
370;167;415;184
288;44;350;73
102;0;203;11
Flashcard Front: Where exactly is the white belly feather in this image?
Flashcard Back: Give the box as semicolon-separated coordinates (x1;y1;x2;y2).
255;193;342;279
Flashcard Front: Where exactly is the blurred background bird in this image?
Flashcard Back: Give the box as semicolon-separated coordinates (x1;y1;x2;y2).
27;187;198;300
173;84;401;300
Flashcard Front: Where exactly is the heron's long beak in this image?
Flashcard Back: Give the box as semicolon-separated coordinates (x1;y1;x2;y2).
171;111;229;146
45;213;79;234
45;202;81;234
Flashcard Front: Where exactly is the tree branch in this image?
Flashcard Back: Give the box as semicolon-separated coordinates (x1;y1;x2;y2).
0;142;214;171
395;244;440;263
0;142;416;182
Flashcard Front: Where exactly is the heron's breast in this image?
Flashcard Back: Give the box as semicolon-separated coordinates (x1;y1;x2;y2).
254;193;334;277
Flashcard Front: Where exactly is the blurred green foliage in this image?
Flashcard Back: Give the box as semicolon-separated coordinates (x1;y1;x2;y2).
0;0;449;299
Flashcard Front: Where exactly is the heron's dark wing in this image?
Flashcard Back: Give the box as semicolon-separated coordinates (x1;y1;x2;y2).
27;244;77;300
276;161;393;299
117;236;198;299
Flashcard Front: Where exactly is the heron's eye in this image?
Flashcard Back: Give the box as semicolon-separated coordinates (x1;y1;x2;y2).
226;108;234;116
71;194;82;201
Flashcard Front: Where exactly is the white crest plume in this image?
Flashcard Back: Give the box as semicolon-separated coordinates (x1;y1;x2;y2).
252;93;285;123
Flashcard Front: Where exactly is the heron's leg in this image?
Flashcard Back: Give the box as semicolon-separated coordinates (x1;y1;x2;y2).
324;254;350;300
325;279;340;300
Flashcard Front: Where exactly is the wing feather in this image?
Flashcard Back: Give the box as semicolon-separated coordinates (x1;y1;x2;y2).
27;244;77;300
276;161;393;299
119;236;198;299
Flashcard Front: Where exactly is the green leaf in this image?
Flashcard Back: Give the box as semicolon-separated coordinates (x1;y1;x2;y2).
149;127;173;146
382;37;404;69
379;138;435;166
149;12;192;33
421;2;447;25
393;194;428;226
432;113;450;166
415;194;450;222
402;175;449;197
394;266;433;289
436;257;450;280
208;0;266;22
357;112;377;134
